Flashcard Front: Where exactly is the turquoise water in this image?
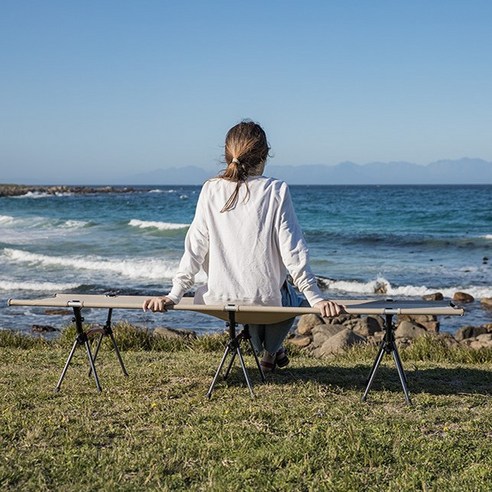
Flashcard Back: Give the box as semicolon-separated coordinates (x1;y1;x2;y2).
1;184;491;335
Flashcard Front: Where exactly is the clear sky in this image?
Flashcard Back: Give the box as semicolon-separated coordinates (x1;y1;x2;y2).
1;0;491;183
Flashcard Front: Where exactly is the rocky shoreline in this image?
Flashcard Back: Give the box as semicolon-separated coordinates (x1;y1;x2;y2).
0;184;137;197
290;294;492;355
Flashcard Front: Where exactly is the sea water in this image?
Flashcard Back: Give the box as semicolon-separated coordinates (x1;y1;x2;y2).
1;184;491;336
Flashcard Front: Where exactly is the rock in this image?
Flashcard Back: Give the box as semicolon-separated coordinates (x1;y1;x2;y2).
395;338;412;349
398;314;439;332
481;298;492;310
422;292;444;301
312;322;346;337
153;327;197;339
395;320;427;339
454;325;488;341
31;324;58;333
297;314;323;335
312;330;330;348
453;292;475;303
289;335;312;348
436;332;458;346
352;316;383;337
374;280;388;294
44;308;72;316
323;313;358;325
311;323;345;347
317;329;366;356
469;339;492;350
475;333;492;343
372;331;385;343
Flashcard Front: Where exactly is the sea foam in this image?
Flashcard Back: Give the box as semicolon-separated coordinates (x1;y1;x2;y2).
0;215;15;225
0;279;80;292
320;275;492;299
129;219;189;230
3;248;182;281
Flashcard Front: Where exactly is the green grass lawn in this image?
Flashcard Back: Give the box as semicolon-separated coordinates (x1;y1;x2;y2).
1;329;492;491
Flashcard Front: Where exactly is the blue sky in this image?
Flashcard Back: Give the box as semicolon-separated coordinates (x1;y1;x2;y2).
1;0;491;183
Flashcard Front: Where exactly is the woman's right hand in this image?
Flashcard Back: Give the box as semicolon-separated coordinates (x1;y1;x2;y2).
142;296;175;312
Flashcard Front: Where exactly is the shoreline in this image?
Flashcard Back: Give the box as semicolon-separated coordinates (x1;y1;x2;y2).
0;184;138;197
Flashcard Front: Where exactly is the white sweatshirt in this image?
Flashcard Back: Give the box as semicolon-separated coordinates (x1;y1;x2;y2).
167;176;324;307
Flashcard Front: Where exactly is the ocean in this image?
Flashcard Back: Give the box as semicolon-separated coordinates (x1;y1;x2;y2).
1;184;491;336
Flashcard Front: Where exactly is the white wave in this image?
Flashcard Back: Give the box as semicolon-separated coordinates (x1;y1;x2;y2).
179;194;188;200
0;280;80;291
61;220;88;229
321;276;492;299
128;219;189;231
2;248;189;281
13;191;51;199
484;235;492;240
148;189;176;194
12;191;73;199
0;215;15;225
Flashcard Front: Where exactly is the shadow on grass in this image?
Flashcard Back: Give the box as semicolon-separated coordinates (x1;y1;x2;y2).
218;360;492;398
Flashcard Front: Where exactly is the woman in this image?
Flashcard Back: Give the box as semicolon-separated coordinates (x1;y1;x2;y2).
143;120;343;371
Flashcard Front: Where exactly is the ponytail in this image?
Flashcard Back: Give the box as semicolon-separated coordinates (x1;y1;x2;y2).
220;158;250;212
219;120;270;213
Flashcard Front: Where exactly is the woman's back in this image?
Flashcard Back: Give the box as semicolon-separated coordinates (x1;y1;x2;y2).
197;176;289;305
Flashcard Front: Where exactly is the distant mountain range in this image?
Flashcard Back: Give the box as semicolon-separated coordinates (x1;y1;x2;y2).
126;158;492;185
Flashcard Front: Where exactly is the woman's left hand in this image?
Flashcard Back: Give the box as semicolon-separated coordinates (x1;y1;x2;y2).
313;300;345;317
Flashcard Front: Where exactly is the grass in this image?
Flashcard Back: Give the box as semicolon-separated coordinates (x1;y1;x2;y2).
1;326;492;491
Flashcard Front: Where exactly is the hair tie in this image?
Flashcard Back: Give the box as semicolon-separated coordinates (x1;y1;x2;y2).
231;158;240;165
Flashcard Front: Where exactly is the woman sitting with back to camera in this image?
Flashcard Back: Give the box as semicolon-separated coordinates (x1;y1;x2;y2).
143;120;343;371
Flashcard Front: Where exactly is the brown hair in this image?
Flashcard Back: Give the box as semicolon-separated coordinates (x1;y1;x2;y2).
219;120;270;212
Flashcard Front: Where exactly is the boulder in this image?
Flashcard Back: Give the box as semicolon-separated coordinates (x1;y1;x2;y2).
481;297;492;310
289;335;312;348
316;329;366;356
323;313;358;325
153;326;197;339
352;316;383;337
422;292;444;301
475;333;492;343
398;314;439;332
435;332;458;346
454;325;488;341
32;324;58;333
312;330;330;348
469;338;492;350
311;323;345;347
453;292;475;303
395;320;427;339
313;322;346;337
297;314;323;335
395;338;412;349
44;308;72;316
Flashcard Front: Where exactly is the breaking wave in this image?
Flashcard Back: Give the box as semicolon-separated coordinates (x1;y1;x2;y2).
129;219;189;231
0;280;80;291
2;248;192;281
317;275;492;299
